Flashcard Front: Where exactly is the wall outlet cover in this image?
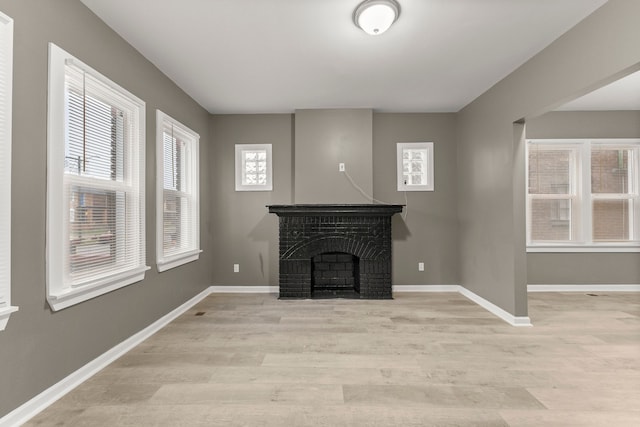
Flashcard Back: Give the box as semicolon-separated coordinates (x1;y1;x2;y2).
233;264;239;273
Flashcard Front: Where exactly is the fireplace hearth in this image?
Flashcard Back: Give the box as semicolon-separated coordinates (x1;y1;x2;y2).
267;204;403;299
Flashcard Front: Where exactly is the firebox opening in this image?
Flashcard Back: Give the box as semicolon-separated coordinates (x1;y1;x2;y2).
311;252;360;299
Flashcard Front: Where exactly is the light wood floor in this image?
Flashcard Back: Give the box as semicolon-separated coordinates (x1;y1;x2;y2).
26;291;640;426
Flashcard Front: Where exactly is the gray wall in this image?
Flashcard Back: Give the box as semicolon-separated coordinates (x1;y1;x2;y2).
457;0;640;316
373;113;459;285
526;110;640;285
294;109;373;204
209;114;293;286
0;0;212;417
209;112;459;287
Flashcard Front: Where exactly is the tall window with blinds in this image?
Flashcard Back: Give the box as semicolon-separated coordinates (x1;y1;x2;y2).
47;43;147;311
527;139;640;251
0;10;17;330
156;111;200;272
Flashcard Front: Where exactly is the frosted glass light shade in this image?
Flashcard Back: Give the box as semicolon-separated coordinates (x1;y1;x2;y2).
354;0;400;36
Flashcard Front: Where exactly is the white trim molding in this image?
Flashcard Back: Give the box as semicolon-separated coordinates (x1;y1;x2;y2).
0;306;18;331
457;287;532;327
393;285;459;292
209;285;278;294
528;284;640;292
0;288;211;427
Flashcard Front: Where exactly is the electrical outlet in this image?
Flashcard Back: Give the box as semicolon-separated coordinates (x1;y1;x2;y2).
418;262;424;272
233;264;239;273
339;163;345;172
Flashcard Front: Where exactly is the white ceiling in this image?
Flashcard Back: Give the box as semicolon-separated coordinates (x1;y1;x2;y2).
80;0;608;114
556;70;640;111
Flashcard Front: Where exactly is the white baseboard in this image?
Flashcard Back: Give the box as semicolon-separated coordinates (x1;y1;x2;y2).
0;288;211;427
209;284;532;326
458;287;532;327
528;284;640;292
209;285;278;293
393;285;459;292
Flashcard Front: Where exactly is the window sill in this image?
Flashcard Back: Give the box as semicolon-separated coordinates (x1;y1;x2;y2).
0;305;19;331
47;266;150;311
527;245;640;253
157;249;203;272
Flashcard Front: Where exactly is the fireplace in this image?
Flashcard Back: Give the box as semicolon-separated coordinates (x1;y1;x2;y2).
267;204;403;299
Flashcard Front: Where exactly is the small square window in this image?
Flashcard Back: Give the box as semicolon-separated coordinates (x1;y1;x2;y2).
397;142;434;191
235;144;272;191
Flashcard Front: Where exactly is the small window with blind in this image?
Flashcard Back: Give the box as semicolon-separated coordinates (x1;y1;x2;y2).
46;43;148;311
156;111;201;272
397;142;434;191
0;10;17;330
235;144;273;191
527;139;640;252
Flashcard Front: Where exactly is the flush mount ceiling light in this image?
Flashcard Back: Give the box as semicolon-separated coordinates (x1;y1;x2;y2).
353;0;401;36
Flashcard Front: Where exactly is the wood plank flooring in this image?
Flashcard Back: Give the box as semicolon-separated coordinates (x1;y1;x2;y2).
25;292;640;426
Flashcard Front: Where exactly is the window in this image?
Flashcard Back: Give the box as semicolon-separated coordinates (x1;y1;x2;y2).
46;43;148;311
235;144;272;191
156;111;201;272
527;139;640;252
0;10;16;330
397;142;434;191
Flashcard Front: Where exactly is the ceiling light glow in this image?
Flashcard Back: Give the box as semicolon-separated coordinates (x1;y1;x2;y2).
354;0;400;36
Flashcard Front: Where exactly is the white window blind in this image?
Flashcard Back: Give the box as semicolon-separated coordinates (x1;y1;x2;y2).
397;142;434;191
0;10;17;329
527;139;640;251
47;43;148;310
235;144;273;191
156;110;200;272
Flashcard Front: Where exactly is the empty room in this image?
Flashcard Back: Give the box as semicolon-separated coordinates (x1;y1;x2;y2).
0;0;638;426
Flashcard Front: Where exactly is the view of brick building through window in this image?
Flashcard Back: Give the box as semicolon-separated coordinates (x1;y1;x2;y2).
591;148;631;240
528;141;638;245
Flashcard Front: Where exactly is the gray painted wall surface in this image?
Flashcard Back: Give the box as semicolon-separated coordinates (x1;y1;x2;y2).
209;114;293;286
373;113;459;285
294;109;373;204
457;0;640;316
209;113;459;287
526;111;640;285
0;0;212;417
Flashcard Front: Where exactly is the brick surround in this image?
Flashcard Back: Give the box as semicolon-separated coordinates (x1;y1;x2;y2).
267;204;403;299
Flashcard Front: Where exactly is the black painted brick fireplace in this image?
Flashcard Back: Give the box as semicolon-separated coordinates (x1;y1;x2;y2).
267;204;403;299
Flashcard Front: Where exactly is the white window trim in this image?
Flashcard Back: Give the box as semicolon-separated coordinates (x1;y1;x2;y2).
526;138;640;253
156;110;202;272
0;11;17;330
46;43;149;311
235;144;273;191
397;142;434;191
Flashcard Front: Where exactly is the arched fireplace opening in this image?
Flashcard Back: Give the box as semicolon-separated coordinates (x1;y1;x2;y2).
311;252;360;298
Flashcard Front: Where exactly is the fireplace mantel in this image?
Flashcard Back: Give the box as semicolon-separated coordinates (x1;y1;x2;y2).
268;204;403;217
268;204;403;299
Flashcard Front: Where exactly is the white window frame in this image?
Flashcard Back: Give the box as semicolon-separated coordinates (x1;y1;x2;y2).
46;43;149;311
0;11;17;330
397;142;434;191
156;110;201;272
527;139;640;253
235;144;273;191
